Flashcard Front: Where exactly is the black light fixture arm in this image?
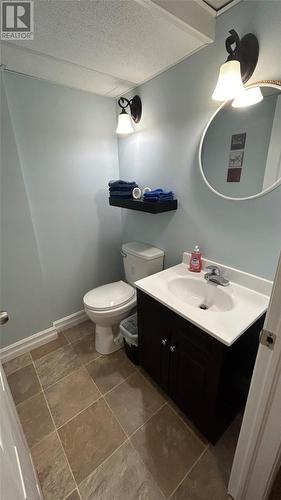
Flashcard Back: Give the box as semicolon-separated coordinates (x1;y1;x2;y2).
117;97;131;111
117;95;142;123
225;29;241;61
222;28;259;83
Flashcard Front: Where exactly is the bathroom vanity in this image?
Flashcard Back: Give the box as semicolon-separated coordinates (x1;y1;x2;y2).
136;254;271;443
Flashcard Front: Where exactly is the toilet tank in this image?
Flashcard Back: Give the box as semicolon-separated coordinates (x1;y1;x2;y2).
122;242;164;286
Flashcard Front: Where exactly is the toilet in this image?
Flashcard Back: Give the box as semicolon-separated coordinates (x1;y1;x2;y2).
83;242;164;355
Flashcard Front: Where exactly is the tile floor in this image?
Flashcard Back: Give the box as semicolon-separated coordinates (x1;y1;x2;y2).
3;321;239;500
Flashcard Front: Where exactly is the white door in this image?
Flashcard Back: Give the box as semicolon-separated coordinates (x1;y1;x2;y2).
0;315;42;500
229;252;281;500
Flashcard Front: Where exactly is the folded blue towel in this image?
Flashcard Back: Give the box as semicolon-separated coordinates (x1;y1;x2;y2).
160;192;173;198
143;189;163;195
109;190;134;196
144;189;172;196
109;186;136;192
109;180;137;188
144;192;173;198
143;196;160;202
144;196;174;202
110;194;133;199
143;188;174;202
144;189;174;202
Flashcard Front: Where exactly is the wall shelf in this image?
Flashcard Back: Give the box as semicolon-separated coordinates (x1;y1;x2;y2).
109;198;177;214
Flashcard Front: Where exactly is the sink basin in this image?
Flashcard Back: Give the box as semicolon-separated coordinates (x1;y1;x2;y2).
135;255;271;346
167;277;234;312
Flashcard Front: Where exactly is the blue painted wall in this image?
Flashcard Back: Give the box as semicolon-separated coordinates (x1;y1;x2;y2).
1;73;122;347
118;0;281;280
1;77;53;348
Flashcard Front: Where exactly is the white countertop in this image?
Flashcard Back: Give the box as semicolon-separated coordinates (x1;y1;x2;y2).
135;255;272;346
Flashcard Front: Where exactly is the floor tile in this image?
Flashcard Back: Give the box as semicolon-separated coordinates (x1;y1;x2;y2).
105;372;165;435
59;398;125;484
131;404;205;498
86;350;135;394
72;334;100;365
138;367;168;401
7;364;41;405
31;333;68;361
79;441;164;500
17;392;54;448
31;432;75;500
171;450;227;500
210;413;242;485
34;345;82;389
63;321;93;344
168;400;209;445
45;367;101;427
3;352;32;376
65;490;80;500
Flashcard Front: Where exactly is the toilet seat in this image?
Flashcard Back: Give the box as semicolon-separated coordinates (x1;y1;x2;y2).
83;280;135;312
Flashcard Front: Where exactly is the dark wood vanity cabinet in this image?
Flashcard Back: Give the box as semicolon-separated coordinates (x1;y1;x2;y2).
137;290;265;443
137;291;171;393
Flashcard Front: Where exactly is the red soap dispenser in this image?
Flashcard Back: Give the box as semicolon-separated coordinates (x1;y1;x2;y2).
189;245;202;273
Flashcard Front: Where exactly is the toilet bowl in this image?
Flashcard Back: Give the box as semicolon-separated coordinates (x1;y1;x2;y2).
84;242;164;355
84;281;136;355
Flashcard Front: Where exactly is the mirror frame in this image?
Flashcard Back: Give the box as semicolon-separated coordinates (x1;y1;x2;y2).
199;80;281;201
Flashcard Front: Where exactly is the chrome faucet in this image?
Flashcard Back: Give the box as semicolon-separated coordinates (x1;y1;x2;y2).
204;265;229;287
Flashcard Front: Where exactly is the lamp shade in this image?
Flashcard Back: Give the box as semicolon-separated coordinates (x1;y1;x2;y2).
116;110;134;135
232;87;263;108
212;60;245;101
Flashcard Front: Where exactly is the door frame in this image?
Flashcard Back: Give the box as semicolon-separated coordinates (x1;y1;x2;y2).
228;252;281;500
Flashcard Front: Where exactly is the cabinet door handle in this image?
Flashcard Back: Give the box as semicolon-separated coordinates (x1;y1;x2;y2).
161;338;168;346
0;311;9;325
170;345;176;352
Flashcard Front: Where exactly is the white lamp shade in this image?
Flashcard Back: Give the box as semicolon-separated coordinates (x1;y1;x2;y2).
212;60;245;101
116;112;134;134
232;87;263;108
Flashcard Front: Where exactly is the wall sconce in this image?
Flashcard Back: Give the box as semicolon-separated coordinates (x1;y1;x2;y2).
212;29;259;102
116;95;142;135
232;86;263;108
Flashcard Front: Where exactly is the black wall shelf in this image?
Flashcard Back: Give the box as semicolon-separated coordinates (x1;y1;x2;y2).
109;198;177;214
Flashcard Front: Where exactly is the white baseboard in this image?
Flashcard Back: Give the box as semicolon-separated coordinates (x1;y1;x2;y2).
0;309;88;362
0;327;58;362
53;309;87;332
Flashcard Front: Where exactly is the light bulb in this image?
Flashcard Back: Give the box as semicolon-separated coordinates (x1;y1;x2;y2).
232;87;263;108
212;60;245;101
116;110;134;134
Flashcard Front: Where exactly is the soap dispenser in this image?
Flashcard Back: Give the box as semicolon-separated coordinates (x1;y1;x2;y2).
189;245;202;272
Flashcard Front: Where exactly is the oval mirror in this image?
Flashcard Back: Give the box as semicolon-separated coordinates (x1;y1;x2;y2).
199;82;281;200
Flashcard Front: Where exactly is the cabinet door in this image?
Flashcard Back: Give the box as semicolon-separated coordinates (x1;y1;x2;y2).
169;321;212;426
137;291;171;392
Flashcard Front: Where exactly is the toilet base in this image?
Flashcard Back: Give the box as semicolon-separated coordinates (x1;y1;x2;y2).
95;324;123;355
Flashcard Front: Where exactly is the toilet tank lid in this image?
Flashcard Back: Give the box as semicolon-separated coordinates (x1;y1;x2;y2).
122;242;164;261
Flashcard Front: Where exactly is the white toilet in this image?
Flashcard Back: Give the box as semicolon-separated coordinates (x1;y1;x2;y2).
83;242;164;355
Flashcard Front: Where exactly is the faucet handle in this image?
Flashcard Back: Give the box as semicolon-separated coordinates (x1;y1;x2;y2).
206;265;220;275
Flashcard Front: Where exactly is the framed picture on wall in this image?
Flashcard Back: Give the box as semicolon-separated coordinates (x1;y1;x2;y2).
227;168;242;182
228;151;244;168
231;133;246;150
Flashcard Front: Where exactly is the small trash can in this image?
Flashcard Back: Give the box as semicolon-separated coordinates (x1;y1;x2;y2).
120;312;139;365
